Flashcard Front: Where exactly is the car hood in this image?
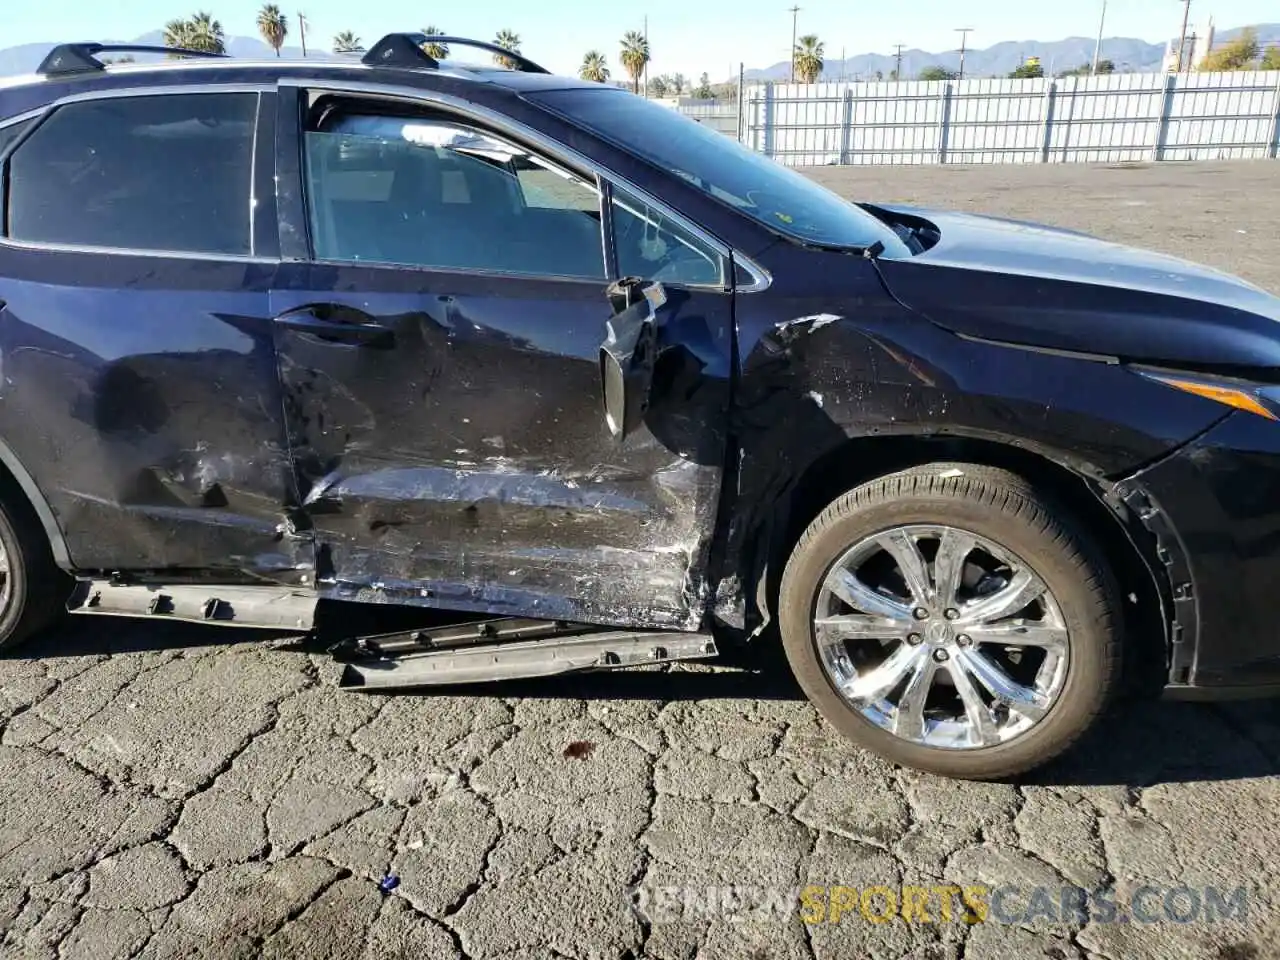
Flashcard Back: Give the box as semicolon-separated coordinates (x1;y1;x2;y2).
869;203;1280;368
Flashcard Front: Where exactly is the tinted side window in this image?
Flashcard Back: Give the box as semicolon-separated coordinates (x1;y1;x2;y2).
611;184;724;287
303;113;606;280
7;93;257;255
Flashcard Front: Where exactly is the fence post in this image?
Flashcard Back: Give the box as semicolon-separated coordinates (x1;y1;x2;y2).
1150;71;1178;162
736;63;746;144
1268;72;1280;159
1039;78;1057;162
936;82;953;163
762;82;775;158
839;87;855;164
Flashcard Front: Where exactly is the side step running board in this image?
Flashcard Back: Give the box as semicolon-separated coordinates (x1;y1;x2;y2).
337;625;719;689
67;578;317;630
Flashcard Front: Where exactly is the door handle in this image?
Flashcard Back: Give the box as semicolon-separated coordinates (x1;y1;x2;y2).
274;307;392;346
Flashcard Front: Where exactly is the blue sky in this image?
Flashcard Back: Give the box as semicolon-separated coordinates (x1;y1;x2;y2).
3;0;1274;78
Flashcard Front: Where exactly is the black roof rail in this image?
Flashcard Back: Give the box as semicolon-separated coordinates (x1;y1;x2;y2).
361;33;550;74
36;43;227;78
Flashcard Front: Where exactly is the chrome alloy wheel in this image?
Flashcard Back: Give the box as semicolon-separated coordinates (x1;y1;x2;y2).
813;524;1069;750
0;535;11;619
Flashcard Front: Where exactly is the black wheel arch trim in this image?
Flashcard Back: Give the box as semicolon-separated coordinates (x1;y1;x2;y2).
726;428;1185;690
0;435;73;570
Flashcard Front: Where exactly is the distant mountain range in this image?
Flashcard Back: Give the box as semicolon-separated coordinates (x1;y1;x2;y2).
745;24;1280;80
2;24;1279;80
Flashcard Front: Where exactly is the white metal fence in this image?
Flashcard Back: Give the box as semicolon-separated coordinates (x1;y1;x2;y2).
677;71;1280;166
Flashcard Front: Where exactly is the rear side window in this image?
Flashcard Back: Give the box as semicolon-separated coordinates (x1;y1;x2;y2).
7;93;258;256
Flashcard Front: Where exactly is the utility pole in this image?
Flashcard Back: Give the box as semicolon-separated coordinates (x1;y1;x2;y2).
788;5;801;83
893;43;905;80
1092;0;1108;74
1176;0;1192;71
643;15;649;97
955;27;973;79
297;12;307;57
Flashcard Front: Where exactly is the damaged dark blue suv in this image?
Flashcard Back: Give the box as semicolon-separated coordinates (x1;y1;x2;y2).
2;34;1280;779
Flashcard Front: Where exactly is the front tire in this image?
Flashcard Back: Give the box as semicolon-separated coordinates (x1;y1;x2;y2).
778;463;1121;780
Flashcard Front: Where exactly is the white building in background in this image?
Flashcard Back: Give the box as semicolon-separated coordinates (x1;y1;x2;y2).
1162;19;1215;71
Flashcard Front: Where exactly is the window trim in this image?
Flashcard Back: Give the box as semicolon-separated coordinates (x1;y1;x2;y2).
298;107;614;285
0;84;278;264
1;111;48;241
276;78;765;293
0;110;42;163
599;180;619;279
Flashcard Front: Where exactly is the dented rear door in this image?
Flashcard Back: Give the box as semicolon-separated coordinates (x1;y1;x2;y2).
270;88;734;629
0;88;306;580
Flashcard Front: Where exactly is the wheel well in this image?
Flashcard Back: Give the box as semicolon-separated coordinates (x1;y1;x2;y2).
761;435;1170;696
0;445;71;571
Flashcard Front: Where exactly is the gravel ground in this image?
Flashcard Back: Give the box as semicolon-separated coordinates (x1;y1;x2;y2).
4;160;1280;960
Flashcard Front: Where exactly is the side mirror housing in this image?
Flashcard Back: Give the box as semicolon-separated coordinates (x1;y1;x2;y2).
599;279;665;440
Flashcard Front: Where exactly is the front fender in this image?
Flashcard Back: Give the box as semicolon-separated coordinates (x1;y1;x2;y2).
712;295;1231;631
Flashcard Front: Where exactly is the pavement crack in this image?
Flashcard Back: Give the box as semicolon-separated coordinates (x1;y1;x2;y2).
32;653;181;746
50;905;87;960
623;738;659;958
283;798;378;861
173;671;320;806
388;892;475;960
1083;797;1117;890
797;827;820;960
441;772;503;921
253;866;351;953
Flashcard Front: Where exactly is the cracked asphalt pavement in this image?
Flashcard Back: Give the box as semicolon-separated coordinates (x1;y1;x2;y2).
4;160;1280;960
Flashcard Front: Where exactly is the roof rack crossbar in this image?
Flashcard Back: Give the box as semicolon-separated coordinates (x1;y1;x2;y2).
36;43;227;78
360;34;550;74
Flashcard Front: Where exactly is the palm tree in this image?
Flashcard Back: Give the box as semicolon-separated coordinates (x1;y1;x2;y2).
793;34;824;83
187;11;227;55
333;30;362;53
421;25;448;60
619;30;650;94
163;18;196;53
580;50;610;83
257;4;288;56
493;30;521;68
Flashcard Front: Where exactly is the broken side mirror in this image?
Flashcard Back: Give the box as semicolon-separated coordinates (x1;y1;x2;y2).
599;278;666;441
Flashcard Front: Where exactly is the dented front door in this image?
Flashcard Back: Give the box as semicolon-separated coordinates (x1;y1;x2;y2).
269;268;733;629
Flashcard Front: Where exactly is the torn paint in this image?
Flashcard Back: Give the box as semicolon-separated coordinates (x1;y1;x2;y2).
270;270;732;632
775;313;842;333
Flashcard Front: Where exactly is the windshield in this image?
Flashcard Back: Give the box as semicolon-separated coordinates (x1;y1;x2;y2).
529;87;910;256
